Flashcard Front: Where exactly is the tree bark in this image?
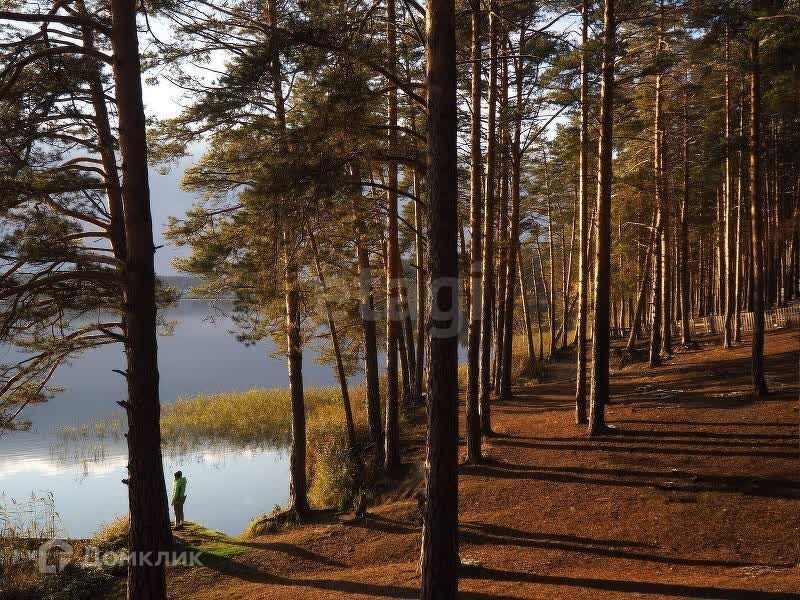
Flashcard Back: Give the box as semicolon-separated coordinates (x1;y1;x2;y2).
478;0;498;438
420;0;459;595
588;0;615;437
384;0;401;473
518;247;537;371
460;220;470;312
535;239;551;355
465;0;482;464
544;151;558;358
748;26;768;397
661;209;672;354
284;231;309;516
354;202;383;464
679;72;692;346
266;0;309;515
397;267;413;408
562;193;578;351
649;16;666;368
499;42;524;402
716;187;725;315
661;156;673;355
109;2;171;597
649;219;663;367
532;252;545;359
493;44;510;397
723;30;735;348
734;79;747;343
413;167;426;404
398;256;416;404
308;228;355;451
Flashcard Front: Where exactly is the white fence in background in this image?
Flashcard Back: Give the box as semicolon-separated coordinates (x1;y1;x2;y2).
681;303;800;336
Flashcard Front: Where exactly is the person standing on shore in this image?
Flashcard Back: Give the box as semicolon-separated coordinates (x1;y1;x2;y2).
172;471;187;529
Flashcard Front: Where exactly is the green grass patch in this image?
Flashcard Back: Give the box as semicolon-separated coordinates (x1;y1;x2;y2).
173;523;250;565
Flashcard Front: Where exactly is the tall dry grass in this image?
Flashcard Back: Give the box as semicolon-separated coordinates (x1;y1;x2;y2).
161;385;373;511
0;493;60;597
457;333;549;387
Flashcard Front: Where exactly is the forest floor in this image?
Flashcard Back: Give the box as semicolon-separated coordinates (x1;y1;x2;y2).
153;328;799;599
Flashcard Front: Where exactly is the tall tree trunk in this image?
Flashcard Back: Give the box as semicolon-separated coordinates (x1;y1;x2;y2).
384;0;401;473
649;196;663;367
764;122;775;307
544;151;558;358
716;187;725;315
109;2;171;597
657;17;673;352
535;239;551;356
499;44;524;402
679;72;692;346
734;79;747;343
460;220;470;311
518;247;537;370
479;0;498;437
284;232;309;516
723;30;735;348
420;0;459;595
465;0;482;464
308;228;356;451
398;256;416;403
414;167;426;404
354;199;383;464
649;17;665;368
748;25;768;397
493;45;510;397
661;157;673;355
701;242;706;316
266;0;308;515
559;197;575;351
661;203;672;354
588;0;615;437
533;252;545;359
397;272;413;408
563;194;578;351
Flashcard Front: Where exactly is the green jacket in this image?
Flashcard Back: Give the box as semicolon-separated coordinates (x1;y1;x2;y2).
172;476;187;504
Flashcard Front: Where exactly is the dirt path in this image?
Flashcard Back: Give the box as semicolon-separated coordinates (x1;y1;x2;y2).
165;330;800;599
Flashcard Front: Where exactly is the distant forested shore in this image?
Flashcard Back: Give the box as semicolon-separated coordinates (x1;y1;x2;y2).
157;276;233;300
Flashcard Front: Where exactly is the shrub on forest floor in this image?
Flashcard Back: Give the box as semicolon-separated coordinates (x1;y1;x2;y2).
458;333;549;388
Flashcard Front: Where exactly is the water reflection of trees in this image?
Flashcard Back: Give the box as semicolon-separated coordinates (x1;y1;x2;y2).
50;428;281;476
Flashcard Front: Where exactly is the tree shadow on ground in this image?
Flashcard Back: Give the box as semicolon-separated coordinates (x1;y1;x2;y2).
186;547;797;599
525;433;797;450
231;540;347;568
490;437;800;459
609;346;799;403
459;522;776;569
461;565;800;599
344;513;419;535
463;459;800;499
612;419;796;428
460;521;654;548
189;552;522;599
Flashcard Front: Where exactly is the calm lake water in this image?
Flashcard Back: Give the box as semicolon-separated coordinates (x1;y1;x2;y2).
0;301;348;538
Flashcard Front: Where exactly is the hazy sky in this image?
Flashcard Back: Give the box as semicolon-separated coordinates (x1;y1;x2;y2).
147;155;195;276
143;76;197;275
